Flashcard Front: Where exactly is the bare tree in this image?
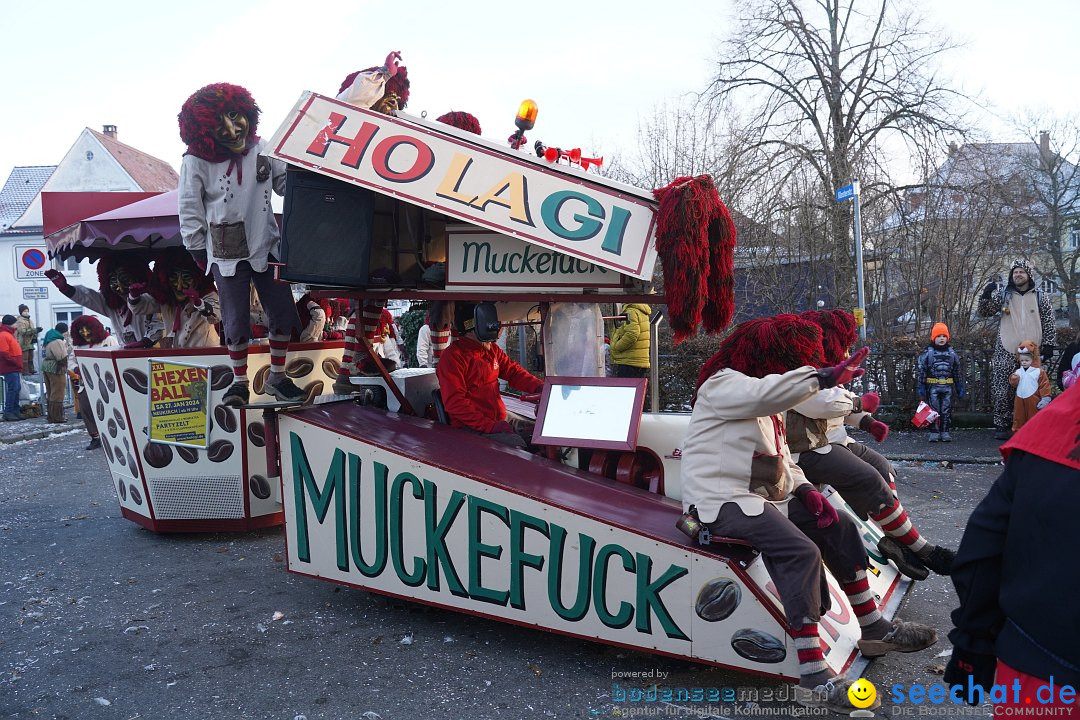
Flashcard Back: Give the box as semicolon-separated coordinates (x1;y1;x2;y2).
707;0;967;306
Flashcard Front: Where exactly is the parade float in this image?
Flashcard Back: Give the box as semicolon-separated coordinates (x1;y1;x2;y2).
45;191;344;533
43;83;911;678
254;90;911;680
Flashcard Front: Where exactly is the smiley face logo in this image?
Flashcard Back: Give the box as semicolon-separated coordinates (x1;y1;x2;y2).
848;678;877;709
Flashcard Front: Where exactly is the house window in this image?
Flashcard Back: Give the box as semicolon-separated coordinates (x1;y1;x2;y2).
1039;278;1060;295
1068;226;1079;251
56;256;80;274
53;307;83;328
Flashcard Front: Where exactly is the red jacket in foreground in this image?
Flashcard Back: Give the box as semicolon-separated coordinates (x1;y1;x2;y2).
0;325;24;374
436;336;542;433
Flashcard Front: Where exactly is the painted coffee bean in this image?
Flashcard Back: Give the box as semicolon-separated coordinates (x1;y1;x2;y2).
304;380;324;404
101;440;114;463
129;485;142;505
206;439;234;463
128;455;139;479
123;436;130;451
105;371;116;393
113;408;126;430
107;419;118;438
117;480;126;501
95;365;102;379
96;399;106;422
122;368;148;395
176;445;199;464
115;448;126;466
730;629;786;664
252;365;271;396
285;358;314;379
322;357;340;380
143;442;173;469
695;578;741;622
249;474;272;500
213;405;237;434
99;382;109;403
83;368;95;390
247;421;265;448
210;365;233;392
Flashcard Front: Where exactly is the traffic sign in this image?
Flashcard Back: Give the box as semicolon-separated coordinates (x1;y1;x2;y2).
14;243;49;281
22;286;49;300
835;184;855;202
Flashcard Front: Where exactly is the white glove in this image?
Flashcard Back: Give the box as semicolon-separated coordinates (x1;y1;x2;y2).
1036;396;1051;410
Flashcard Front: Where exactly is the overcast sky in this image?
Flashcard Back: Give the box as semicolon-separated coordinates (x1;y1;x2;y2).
1;0;1077;180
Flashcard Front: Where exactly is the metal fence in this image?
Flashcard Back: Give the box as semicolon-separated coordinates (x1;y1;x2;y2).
656;348;997;417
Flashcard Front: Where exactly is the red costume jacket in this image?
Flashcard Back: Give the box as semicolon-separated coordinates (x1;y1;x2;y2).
436;336;542;433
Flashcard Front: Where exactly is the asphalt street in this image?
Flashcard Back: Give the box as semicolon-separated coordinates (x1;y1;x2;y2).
0;430;1005;720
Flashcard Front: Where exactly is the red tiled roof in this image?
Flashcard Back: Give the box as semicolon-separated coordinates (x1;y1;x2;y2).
89;129;178;191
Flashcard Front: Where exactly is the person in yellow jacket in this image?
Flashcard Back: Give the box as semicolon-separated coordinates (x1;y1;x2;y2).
610;303;651;380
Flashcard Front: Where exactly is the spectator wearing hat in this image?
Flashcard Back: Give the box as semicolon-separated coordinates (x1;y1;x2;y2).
1;314;24;421
1009;340;1051;432
916;322;965;442
14;304;41;376
41;322;70;423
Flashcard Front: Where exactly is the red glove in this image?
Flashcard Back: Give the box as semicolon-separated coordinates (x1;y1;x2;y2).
45;269;74;297
182;288;201;305
860;415;890;442
794;486;839;528
816;347;869;388
520;393;542;404
128;282;147;300
489;420;514;434
383;51;402;77
859;392;881;414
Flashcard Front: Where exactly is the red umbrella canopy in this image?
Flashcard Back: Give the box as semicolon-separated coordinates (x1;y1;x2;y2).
47;190;181;261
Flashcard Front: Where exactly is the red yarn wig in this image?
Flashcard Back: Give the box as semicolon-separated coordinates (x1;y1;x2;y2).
801;309;857;365
71;315;108;347
178;83;261;162
652;175;737;343
694;314;824;400
436;111;482;135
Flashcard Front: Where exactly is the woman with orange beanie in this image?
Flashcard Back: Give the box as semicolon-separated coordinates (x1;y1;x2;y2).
916;322;966;442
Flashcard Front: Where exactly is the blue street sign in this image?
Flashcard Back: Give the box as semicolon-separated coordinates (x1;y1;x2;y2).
835;184;855;202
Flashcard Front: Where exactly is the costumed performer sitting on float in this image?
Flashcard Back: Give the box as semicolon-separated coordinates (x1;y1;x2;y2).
435;302;543;449
126;247;220;348
178;82;306;407
790;309;955;581
295;293;330;343
680;314;937;713
45;256;163;348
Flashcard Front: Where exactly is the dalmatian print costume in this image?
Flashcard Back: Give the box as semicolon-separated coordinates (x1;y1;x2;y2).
977;260;1057;433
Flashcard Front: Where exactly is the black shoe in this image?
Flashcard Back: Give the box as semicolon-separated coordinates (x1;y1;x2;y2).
993;430;1012;441
941;432;952;442
222;381;250;407
920;546;955;576
265;375;307;403
86;436;102;450
877;536;929;580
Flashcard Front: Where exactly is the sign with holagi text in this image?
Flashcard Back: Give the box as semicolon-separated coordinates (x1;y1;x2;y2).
446;228;620;289
266;92;659;279
147;360;210;448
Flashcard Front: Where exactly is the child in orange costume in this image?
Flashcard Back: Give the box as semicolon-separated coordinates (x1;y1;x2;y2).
1009;340;1051;431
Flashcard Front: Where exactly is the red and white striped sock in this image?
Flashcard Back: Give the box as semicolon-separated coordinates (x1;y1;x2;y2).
790;623;829;678
268;334;289;377
842;569;883;628
340;314;359;376
227;343;248;383
361;304;382;341
431;325;451;364
870;498;929;554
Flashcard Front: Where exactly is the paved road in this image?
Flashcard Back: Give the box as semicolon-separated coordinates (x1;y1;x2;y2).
0;432;1002;719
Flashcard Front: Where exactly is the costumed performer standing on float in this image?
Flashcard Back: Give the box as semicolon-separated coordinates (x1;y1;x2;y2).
178;83;305;407
127;247;221;348
45;257;163;348
681;315;937;712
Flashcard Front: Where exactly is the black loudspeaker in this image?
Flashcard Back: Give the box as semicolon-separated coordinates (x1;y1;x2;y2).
280;170;375;286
